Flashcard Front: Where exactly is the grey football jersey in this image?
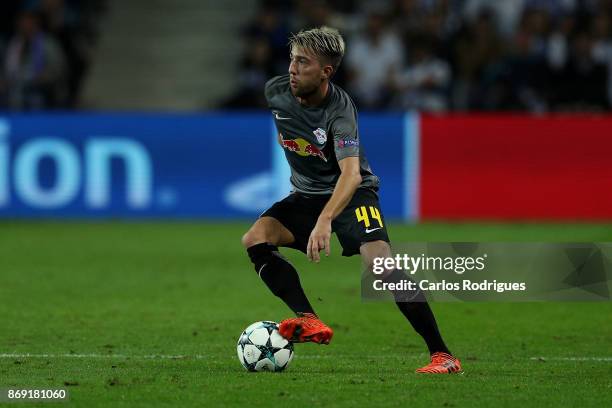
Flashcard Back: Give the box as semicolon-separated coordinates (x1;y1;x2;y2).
265;74;379;195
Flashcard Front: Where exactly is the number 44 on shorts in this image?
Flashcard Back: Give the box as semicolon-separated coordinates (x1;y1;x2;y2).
355;206;383;233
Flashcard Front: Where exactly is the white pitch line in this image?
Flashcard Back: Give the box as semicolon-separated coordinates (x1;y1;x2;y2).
2;354;611;362
530;357;612;362
0;354;377;360
0;353;208;360
0;353;397;360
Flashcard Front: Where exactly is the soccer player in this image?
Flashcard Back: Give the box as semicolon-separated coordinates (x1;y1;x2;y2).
242;27;461;374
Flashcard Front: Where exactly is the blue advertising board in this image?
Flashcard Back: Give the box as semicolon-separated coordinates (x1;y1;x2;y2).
0;112;416;220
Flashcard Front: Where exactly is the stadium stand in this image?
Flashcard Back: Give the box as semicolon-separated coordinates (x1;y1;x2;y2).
0;0;107;109
226;0;612;112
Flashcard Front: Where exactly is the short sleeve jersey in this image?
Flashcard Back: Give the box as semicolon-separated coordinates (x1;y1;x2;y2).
265;74;379;195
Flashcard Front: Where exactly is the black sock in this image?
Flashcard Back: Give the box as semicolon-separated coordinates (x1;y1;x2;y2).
247;243;315;315
384;269;451;355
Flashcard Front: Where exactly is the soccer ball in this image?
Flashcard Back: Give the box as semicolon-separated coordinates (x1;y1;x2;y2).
236;321;294;372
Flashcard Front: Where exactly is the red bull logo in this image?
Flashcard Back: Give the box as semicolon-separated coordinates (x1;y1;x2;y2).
280;134;327;162
281;139;300;152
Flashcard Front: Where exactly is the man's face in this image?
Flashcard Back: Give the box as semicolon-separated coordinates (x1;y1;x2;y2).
288;46;326;97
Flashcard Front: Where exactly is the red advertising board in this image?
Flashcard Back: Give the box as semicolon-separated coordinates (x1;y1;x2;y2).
420;115;612;220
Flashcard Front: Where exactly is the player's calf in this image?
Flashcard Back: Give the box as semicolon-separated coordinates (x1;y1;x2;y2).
360;241;457;365
246;242;316;315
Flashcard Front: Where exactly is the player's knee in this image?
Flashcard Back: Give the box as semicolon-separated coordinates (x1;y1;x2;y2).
241;229;264;249
370;261;395;280
360;240;393;278
241;231;251;248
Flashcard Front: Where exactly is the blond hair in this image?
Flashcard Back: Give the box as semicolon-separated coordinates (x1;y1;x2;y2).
289;26;345;74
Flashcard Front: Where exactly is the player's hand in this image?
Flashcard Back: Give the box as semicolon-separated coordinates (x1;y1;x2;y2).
307;217;332;263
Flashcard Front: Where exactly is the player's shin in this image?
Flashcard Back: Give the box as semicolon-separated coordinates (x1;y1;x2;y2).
383;269;451;356
247;243;316;315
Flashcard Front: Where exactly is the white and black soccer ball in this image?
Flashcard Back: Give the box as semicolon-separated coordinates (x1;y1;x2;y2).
236;321;294;372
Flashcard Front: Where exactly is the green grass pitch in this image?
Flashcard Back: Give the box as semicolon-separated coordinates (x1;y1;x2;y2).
1;222;611;407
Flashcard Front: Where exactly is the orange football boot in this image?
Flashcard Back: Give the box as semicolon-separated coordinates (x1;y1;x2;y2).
416;352;463;374
279;312;333;344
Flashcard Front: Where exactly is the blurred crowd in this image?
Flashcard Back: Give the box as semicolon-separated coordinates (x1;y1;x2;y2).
0;0;107;110
223;0;612;112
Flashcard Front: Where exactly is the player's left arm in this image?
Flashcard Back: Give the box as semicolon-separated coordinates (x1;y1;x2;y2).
307;102;363;262
307;156;361;262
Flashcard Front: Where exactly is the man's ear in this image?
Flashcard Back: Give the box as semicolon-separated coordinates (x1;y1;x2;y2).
322;65;334;80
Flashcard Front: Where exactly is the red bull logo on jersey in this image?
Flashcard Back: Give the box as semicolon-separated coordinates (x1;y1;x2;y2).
280;133;327;162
